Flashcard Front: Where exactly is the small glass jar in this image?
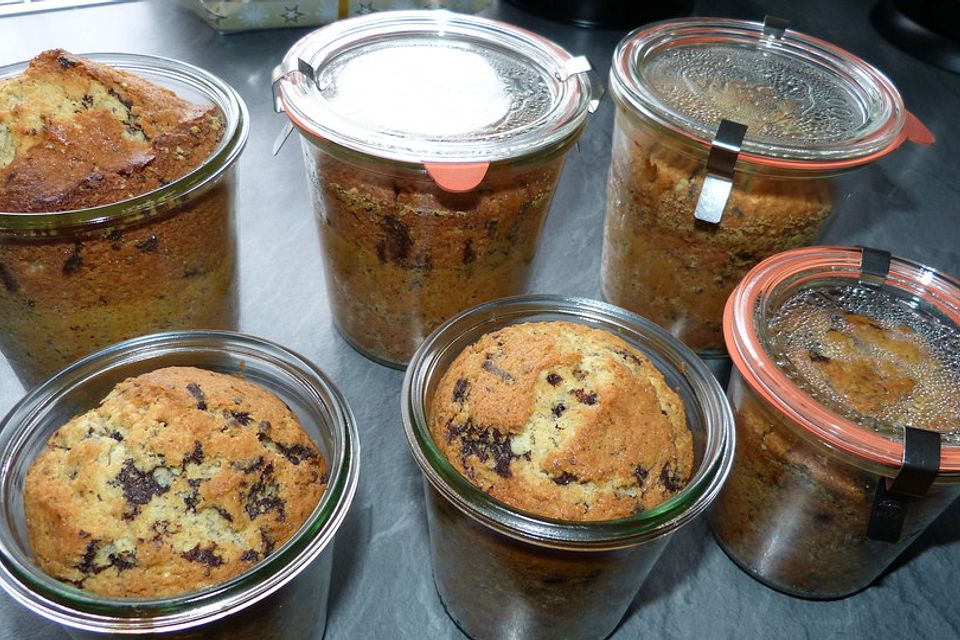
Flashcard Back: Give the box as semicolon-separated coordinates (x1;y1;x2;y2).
402;295;734;640
0;331;360;638
275;11;598;367
712;246;960;599
0;53;248;389
602;18;932;354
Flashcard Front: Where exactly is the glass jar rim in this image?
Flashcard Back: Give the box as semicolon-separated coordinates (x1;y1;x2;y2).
277;10;595;164
402;295;735;550
0;52;249;234
0;331;360;633
724;246;960;476
610;17;908;170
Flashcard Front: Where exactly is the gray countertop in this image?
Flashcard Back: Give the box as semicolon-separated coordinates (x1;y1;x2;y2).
1;0;958;638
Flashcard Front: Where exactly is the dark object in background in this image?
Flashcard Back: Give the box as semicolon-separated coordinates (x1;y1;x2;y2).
872;0;960;74
506;0;694;29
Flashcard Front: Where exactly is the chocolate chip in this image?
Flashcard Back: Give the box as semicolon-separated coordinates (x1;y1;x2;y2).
181;544;224;568
186;383;207;410
231;411;252;425
482;354;515;382
275;442;318;465
183;478;202;512
462;239;476;264
108;88;133;111
108;551;136;571
376;215;412;264
552;472;579;485
452;378;469;403
114;459;169;517
57;55;77;68
135;235;158;253
241;457;266;474
261;531;275;556
546;373;563;386
660;463;684;493
449;420;518;478
245;465;286;522
0;263;18;293
182;441;204;466
552;403;566;418
614;349;642;366
77;541;99;574
62;244;83;276
109;431;124;442
570;389;598;405
215;507;234;522
241;550;260;562
572;368;588;381
634;465;649;485
81;93;94;108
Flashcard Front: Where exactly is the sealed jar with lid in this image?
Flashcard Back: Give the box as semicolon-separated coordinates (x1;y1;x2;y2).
711;246;960;599
602;17;933;354
274;10;598;367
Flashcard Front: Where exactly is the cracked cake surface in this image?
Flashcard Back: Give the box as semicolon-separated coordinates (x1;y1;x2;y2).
23;366;326;598
429;321;694;521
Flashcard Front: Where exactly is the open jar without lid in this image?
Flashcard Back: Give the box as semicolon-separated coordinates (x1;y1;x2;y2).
0;53;248;389
274;10;598;367
0;331;360;637
601;17;933;354
711;246;960;599
402;295;734;639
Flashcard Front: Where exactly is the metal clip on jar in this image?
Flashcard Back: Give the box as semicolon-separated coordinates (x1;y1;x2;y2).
403;295;734;639
712;246;960;599
0;331;360;638
601;17;934;355
273;10;599;368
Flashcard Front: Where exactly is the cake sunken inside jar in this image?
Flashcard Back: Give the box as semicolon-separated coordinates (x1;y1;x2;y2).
23;366;327;598
429;320;694;521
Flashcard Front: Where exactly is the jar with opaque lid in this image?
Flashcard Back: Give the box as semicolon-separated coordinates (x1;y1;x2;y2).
711;246;960;599
274;10;599;367
602;18;933;354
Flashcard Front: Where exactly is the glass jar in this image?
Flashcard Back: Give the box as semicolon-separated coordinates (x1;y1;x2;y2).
0;53;248;389
602;18;932;354
274;11;598;367
402;295;734;640
0;331;360;638
712;246;960;599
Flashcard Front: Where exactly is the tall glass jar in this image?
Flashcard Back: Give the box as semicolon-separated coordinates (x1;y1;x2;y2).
0;53;248;389
275;11;598;368
0;331;360;638
403;295;735;639
712;246;960;598
602;18;932;355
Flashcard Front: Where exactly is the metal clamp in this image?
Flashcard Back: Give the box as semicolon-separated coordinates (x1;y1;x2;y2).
858;246;892;288
867;426;941;543
270;58;319;156
762;15;790;39
693;119;748;224
556;56;605;114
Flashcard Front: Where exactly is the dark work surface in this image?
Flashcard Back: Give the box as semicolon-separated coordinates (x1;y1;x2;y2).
0;1;958;638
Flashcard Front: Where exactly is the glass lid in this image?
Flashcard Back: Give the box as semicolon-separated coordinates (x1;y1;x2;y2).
611;18;911;166
725;247;960;473
276;10;594;164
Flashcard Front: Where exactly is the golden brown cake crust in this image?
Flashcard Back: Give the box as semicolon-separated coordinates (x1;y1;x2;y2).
23;367;326;598
0;49;223;212
429;321;693;521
